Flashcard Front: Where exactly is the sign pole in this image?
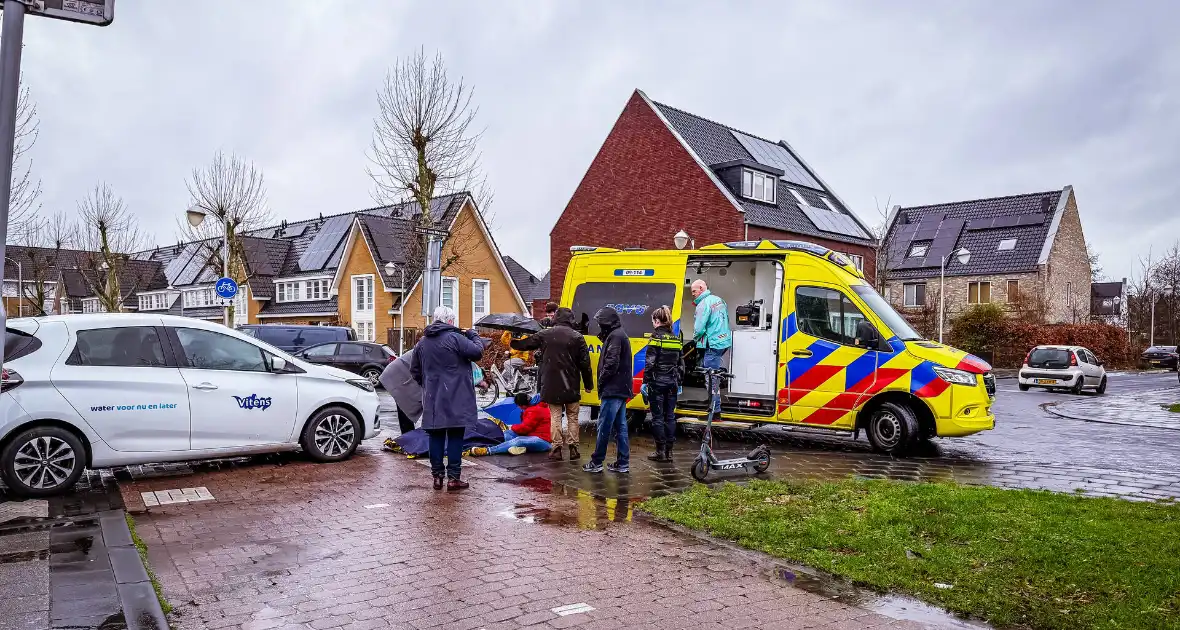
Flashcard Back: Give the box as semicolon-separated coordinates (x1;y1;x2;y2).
0;0;28;376
223;217;230;327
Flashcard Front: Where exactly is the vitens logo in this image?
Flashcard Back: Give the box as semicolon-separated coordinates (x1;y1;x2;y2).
233;394;272;410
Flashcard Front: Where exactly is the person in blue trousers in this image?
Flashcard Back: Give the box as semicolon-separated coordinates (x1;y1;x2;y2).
470;393;553;456
691;279;731;413
584;307;633;474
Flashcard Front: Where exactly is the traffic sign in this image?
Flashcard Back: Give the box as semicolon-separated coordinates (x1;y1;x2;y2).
2;0;116;27
215;277;239;300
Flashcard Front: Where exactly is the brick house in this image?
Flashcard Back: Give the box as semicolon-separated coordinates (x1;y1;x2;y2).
5;193;528;346
2;245;168;317
881;186;1092;327
550;90;876;301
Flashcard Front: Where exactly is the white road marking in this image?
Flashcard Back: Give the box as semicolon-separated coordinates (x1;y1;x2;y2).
551;603;595;616
364;503;390;509
141;487;214;507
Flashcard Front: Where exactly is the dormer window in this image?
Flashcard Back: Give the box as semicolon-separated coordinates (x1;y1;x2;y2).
741;169;776;203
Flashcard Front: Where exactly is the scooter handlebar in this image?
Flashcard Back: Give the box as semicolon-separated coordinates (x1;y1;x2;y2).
695;367;734;379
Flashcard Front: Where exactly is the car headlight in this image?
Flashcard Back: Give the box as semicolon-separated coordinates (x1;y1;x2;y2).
346;379;375;393
933;366;978;386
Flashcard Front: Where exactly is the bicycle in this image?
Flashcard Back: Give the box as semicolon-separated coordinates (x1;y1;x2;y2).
476;362;538;408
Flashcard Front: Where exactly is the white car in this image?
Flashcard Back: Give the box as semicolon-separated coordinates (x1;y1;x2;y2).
1;314;381;497
1017;345;1107;395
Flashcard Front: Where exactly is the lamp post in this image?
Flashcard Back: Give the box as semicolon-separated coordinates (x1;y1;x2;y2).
186;205;230;326
4;256;21;318
385;261;406;354
939;247;972;344
674;230;694;250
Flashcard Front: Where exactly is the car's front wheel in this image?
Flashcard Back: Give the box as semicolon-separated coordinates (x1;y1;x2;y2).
301;407;361;462
0;426;86;498
866;401;919;455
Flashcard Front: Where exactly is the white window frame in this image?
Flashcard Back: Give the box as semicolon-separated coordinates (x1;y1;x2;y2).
441;276;459;313
233;289;248;326
352;275;375;312
903;283;925;308
820;196;840;212
182;287;216;309
472;279;490;323
908;244;929;258
740;169;776;203
788;187;808;207
137;291;170;312
275;277;332;303
82;297;104;314
997;238;1017;251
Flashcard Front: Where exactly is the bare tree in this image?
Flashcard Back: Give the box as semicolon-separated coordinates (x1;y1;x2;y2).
1149;242;1180;346
181;152;271;320
870;195;895;292
16;212;74;316
366;48;492;274
1087;244;1105;283
76;184;145;312
6;81;44;243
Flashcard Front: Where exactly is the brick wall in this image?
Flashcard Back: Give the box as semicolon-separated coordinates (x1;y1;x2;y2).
1044;190;1092;324
886;271;1043;321
550;91;745;301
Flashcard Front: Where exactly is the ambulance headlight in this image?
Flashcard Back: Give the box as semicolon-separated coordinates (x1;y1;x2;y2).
933;366;977;387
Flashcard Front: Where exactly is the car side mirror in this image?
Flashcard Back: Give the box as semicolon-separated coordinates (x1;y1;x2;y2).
270;356;289;372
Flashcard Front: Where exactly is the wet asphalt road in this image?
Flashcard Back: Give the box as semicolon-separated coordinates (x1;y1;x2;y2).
946;371;1180;475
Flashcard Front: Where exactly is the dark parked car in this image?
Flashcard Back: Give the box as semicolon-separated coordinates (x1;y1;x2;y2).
296;341;397;385
1140;345;1179;371
236;324;355;354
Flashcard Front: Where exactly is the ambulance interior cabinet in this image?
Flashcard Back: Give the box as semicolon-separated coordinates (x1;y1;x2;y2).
729;328;776;397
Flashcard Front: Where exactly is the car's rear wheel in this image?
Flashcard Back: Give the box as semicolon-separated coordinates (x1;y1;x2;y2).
1096;376;1107;395
361;367;382;387
1018;383;1030;391
301;407;361;462
1071;377;1085;395
0;426;86;498
866;401;919;455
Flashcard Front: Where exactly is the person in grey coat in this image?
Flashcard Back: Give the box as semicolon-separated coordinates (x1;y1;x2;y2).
378;348;420;436
411;306;489;491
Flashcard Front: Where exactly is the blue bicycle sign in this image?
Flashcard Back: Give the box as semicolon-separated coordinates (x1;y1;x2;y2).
215;277;239;300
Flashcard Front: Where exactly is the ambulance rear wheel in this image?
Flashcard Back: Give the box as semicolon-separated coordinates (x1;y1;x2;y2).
866;402;919;455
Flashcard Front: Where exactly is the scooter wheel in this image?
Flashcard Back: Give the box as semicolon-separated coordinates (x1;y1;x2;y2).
752;446;771;474
690;458;709;482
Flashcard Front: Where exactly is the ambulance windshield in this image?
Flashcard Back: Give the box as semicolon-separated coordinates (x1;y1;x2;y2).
851;285;923;341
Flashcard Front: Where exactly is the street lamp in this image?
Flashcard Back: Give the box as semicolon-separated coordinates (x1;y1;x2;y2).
184;205;230;326
939;247;971;344
674;230;693;250
3;256;21;318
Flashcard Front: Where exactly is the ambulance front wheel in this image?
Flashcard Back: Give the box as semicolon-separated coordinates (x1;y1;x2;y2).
866;401;919;455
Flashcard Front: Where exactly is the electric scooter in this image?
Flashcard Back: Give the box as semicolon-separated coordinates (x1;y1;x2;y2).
690;367;771;482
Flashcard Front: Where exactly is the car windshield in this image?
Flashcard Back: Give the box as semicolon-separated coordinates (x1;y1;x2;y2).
1029;348;1071;366
851;284;922;341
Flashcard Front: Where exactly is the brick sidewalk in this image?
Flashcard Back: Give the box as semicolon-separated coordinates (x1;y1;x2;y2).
122;445;932;630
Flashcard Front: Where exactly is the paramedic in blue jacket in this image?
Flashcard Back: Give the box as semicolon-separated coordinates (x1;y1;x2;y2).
691;279;731;413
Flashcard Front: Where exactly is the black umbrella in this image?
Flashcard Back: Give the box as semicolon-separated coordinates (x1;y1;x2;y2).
475;312;542;335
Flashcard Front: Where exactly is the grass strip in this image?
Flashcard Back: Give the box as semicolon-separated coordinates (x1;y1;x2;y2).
1167;403;1180;413
642;478;1180;629
125;513;173;616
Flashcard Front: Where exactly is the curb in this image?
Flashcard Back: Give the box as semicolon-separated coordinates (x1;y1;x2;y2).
99;510;169;630
1041;400;1180;432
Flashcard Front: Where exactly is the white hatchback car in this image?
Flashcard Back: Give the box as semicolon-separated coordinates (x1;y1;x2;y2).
1017;345;1107;395
1;314;381;497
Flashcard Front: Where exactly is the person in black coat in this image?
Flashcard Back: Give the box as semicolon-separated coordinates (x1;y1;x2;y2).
642;306;685;462
511;308;593;460
584;306;633;474
411;306;489;491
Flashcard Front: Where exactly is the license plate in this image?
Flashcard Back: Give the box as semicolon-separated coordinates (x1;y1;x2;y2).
1035;379;1057;385
1151;361;1161;365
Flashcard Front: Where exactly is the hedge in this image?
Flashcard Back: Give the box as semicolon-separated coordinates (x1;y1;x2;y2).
949;305;1143;369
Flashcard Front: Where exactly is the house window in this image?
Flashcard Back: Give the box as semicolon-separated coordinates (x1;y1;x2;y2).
821;196;840;212
908;244;929;258
741;169;776;203
903;283;926;307
1007;280;1020;302
472;279;490;322
787;188;808;207
277;279;331;303
82;298;105;314
441;277;458;312
997;238;1017;251
353;276;374;311
182;287;215;308
138;293;169;311
233;290;248;326
968;281;992;304
1066;281;1073;306
355;321;375;342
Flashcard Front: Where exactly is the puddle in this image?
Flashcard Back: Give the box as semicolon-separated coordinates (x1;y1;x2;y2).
0;548;49;563
50;613;128;630
773;567;991;629
495;476;643;529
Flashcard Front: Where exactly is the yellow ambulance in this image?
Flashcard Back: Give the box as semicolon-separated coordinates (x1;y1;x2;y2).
561;239;995;454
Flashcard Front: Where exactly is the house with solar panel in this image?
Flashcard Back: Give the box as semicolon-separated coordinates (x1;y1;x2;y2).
881;186;1093;326
98;193;529;344
550;90;876;301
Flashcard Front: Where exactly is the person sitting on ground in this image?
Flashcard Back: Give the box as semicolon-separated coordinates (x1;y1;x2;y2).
500;330;531;388
470;393;553;456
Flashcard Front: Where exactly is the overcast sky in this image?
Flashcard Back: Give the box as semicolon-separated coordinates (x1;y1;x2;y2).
16;0;1180;281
